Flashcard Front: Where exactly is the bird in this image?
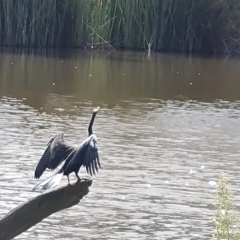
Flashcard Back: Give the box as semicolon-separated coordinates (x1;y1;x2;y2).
33;106;100;179
33;106;101;191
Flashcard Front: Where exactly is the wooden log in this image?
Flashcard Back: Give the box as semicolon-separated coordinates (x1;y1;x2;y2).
0;179;92;240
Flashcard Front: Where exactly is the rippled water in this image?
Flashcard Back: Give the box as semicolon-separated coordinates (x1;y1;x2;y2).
0;49;240;239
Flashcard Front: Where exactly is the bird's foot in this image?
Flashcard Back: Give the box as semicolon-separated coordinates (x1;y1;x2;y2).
67;175;71;185
77;178;90;183
75;173;81;182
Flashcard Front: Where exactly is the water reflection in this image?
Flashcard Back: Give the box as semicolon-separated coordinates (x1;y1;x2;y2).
0;50;240;239
0;49;240;106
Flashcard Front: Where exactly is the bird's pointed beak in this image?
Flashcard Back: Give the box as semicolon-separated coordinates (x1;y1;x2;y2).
93;106;100;113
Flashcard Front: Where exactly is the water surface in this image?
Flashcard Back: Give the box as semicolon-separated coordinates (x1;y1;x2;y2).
0;49;240;239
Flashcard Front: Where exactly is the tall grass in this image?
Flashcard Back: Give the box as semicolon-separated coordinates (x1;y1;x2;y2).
214;173;240;240
0;0;239;54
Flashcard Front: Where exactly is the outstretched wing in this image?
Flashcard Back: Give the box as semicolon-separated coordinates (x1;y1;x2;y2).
66;134;101;176
83;134;101;176
34;133;76;179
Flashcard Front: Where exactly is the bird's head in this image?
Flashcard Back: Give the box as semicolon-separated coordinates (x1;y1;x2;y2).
93;106;100;113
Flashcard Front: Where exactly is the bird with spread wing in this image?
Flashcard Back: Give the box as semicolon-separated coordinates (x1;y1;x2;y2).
33;106;101;190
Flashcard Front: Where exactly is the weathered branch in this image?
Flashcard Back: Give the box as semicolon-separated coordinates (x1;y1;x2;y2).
0;179;92;240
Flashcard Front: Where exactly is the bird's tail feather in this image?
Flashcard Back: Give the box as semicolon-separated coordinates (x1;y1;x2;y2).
33;171;64;191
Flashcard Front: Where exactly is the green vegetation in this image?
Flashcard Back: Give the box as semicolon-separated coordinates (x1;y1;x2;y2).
0;0;240;54
214;173;240;240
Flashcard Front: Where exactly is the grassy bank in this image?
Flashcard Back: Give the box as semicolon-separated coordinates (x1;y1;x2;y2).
0;0;240;54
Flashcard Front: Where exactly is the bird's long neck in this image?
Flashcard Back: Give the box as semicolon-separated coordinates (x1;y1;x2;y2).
88;112;97;136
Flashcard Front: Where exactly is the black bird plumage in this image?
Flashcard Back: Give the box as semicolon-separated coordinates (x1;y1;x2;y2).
33;107;101;190
34;133;76;179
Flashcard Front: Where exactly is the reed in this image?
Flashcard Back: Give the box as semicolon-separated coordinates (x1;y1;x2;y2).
213;173;240;240
0;0;239;54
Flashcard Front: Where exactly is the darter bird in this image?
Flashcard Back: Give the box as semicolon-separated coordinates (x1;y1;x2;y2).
33;106;101;190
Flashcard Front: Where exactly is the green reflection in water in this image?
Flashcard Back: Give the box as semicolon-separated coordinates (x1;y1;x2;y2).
0;49;240;111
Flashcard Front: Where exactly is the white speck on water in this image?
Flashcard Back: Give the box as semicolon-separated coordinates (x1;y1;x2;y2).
221;210;225;215
75;67;78;69
201;165;205;169
62;61;64;63
74;106;77;108
165;180;169;184
185;182;189;186
198;73;201;75
177;71;179;74
53;83;55;85
54;108;65;112
89;74;92;77
121;196;125;200
122;73;125;75
22;98;27;100
145;184;151;188
190;82;193;85
208;181;216;186
11;63;14;65
189;169;196;174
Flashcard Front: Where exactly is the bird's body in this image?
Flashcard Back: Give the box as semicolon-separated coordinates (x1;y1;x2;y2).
33;107;101;191
63;134;99;177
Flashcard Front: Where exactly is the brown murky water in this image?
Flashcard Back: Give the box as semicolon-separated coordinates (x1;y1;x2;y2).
0;49;240;239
